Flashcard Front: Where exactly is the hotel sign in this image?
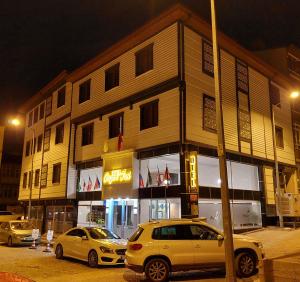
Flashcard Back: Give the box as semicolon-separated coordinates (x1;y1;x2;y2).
189;151;198;193
103;168;132;185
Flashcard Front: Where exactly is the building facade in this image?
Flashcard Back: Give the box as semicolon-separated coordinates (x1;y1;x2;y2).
18;5;298;236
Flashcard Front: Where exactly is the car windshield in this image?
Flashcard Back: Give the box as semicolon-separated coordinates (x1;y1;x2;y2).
10;222;33;230
87;228;120;240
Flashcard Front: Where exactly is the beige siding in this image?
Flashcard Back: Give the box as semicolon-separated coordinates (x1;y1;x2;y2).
75;88;180;162
71;23;178;120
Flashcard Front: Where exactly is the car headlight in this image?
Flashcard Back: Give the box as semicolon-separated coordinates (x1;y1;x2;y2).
100;246;114;254
254;242;263;249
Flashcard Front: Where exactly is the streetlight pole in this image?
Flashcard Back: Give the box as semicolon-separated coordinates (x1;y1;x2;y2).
28;128;35;220
210;0;236;281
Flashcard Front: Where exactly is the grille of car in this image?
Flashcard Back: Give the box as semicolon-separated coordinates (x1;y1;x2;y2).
116;249;126;255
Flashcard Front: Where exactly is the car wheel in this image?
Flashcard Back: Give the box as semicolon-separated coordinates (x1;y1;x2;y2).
7;236;13;247
88;250;98;268
145;258;170;282
235;252;256;278
55;244;64;259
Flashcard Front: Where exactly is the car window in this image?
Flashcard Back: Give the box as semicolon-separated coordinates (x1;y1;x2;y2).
87;228;120;239
0;211;12;215
10;221;33;230
190;225;219;240
66;229;80;237
129;227;144;242
152;225;192;240
77;229;87;237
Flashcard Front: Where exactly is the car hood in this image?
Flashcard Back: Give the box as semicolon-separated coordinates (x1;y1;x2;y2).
96;238;127;248
11;230;34;236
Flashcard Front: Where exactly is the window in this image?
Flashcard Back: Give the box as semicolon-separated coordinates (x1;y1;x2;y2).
40;164;48;188
135;44;153;76
37;134;43;152
152;225;191;240
236;59;249;94
57;87;66;108
43;128;51;152
203;94;216;132
52;163;61;184
238;92;251;142
202;40;214;76
28;171;33;188
25;141;31;157
55;123;64;144
31;138;36;154
294;124;300;149
275;126;284;148
79;80;91;104
189;225;218;240
105;63;119;91
23;173;27;188
66;228;87;237
109;113;123;138
270;84;281;107
28;112;33;127
33;107;39;123
34;169;40;187
45;96;52;117
39;103;45;120
140;100;158;130
81;123;93;146
288;54;300;77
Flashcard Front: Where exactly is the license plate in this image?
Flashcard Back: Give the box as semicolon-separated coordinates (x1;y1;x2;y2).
24;237;33;241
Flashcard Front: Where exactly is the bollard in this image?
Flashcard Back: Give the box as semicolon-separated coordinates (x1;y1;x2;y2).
43;241;51;253
29;239;37;249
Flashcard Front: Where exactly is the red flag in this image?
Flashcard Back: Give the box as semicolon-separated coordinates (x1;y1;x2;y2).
94;176;101;190
87;176;92;191
118;132;123;151
139;174;144;188
157;166;162;186
164;165;171;187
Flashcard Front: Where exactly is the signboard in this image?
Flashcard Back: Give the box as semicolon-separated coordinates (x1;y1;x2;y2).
189;152;198;193
103;168;132;185
78;167;102;192
31;229;39;240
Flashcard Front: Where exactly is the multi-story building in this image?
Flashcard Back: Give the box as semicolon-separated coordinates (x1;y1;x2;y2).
18;4;299;236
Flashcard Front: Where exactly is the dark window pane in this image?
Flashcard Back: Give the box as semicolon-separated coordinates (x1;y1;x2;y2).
40;164;48;188
33;107;39;123
44;129;51;152
45;96;52;117
236;59;249;94
37;134;43;152
28;112;33;127
203;94;216;132
275;126;284;148
152;225;192;240
52;163;61;184
270;84;281;107
23;173;27;188
34;169;40;187
140;100;158;130
25;141;31;157
57;87;66;108
135;44;153;76
82;123;94;146
79;80;91;104
55;123;64;144
202;40;214;76
39;103;45;120
109;113;123;138
105;63;120;91
117;205;122;225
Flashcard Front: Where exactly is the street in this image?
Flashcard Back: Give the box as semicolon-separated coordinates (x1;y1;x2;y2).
0;244;259;282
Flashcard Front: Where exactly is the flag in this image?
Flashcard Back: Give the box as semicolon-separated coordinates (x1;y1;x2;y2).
146;167;152;187
164;164;171;187
118;132;124;151
87;176;92;191
94;176;101;191
157;166;162;186
139;174;144;188
83;180;86;192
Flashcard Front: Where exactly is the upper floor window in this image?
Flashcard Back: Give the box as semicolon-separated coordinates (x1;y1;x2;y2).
55;123;64;144
37;134;43;152
52;163;61;184
28;171;33;188
294;124;300;149
238;92;251;142
33;107;39;123
40;164;48;188
34;169;40;187
57;87;66;108
288;54;300;77
140;100;158;130
270;84;281;108
28;112;33;127
203;94;216;132
202;40;214;77
23;173;27;189
105;63;120;91
135;44;153;76
236;59;249;94
275;126;284;148
82;123;93;146
109;113;123;138
45;96;52;117
43;128;51;152
25;141;31;157
79;80;91;104
39;103;45;120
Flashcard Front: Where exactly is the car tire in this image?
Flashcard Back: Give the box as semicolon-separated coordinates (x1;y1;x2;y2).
145;258;170;282
235;252;256;278
88;250;98;268
55;244;64;259
7;236;13;247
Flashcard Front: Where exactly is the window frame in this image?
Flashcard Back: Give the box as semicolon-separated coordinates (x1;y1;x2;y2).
23;172;28;189
25;141;31;157
236;59;249;94
55;123;64;144
81;123;94;146
79;79;91;104
202;39;214;77
57;87;66;108
37;134;43;152
135;43;154;77
43;128;51;152
40;164;48;188
52;163;61;184
105;63;120;92
45;96;52;117
39;103;45;120
140;100;159;131
275;126;284;149
34;169;40;187
203;94;217;133
109;112;124;139
33;107;39;124
28;112;33;127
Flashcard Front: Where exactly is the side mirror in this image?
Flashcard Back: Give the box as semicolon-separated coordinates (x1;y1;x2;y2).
82;236;88;240
217;235;224;241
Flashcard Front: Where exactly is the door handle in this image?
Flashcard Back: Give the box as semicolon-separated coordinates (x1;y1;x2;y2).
162;245;169;249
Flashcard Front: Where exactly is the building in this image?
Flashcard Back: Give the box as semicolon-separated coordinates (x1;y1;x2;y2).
18;4;299;236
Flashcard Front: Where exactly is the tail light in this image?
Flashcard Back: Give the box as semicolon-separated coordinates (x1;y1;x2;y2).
129;243;143;250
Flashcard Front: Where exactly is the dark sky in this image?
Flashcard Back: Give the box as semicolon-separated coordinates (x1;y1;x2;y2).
1;0;300;123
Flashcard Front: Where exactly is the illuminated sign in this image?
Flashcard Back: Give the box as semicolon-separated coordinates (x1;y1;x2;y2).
189;152;198;191
103;169;132;185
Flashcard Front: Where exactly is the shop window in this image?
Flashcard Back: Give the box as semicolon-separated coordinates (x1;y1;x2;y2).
79;80;91;104
203;94;216;132
43;128;51;152
40;164;48;188
202;40;214;77
105;63;119;91
57;87;65;108
37;134;43;152
109;113;123;138
25;141;31;157
55;123;64;144
236;59;249;94
23;173;27;188
81;123;94;146
28;112;33;127
33;107;39;123
39;102;45;120
34;169;40;187
52;163;61;184
275;126;284;148
135;44;153;76
270;84;281;108
140;100;158;130
45;96;52;117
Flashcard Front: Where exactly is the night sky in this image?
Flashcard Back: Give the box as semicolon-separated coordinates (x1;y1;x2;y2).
1;0;300;123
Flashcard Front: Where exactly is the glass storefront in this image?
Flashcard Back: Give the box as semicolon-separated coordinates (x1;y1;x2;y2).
77;201;106;227
46;206;75;234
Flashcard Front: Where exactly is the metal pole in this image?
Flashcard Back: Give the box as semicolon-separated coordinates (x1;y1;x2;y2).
28;128;35;220
210;0;236;281
271;105;284;227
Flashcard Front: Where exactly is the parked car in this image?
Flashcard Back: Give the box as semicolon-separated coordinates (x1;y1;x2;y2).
125;219;264;282
0;220;40;246
0;211;23;222
54;227;127;267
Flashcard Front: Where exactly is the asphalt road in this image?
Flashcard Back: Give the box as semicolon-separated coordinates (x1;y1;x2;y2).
0;244;258;282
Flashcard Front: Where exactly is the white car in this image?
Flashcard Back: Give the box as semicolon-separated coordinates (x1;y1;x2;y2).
125;219;264;282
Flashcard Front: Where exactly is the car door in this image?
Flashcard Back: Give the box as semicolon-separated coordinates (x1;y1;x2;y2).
72;228;90;261
63;229;82;257
154;224;195;269
191;224;225;267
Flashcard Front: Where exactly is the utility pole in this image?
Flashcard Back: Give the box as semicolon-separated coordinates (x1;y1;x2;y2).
210;0;236;281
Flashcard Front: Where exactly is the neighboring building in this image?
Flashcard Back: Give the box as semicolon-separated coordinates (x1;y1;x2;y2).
18;4;299;236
